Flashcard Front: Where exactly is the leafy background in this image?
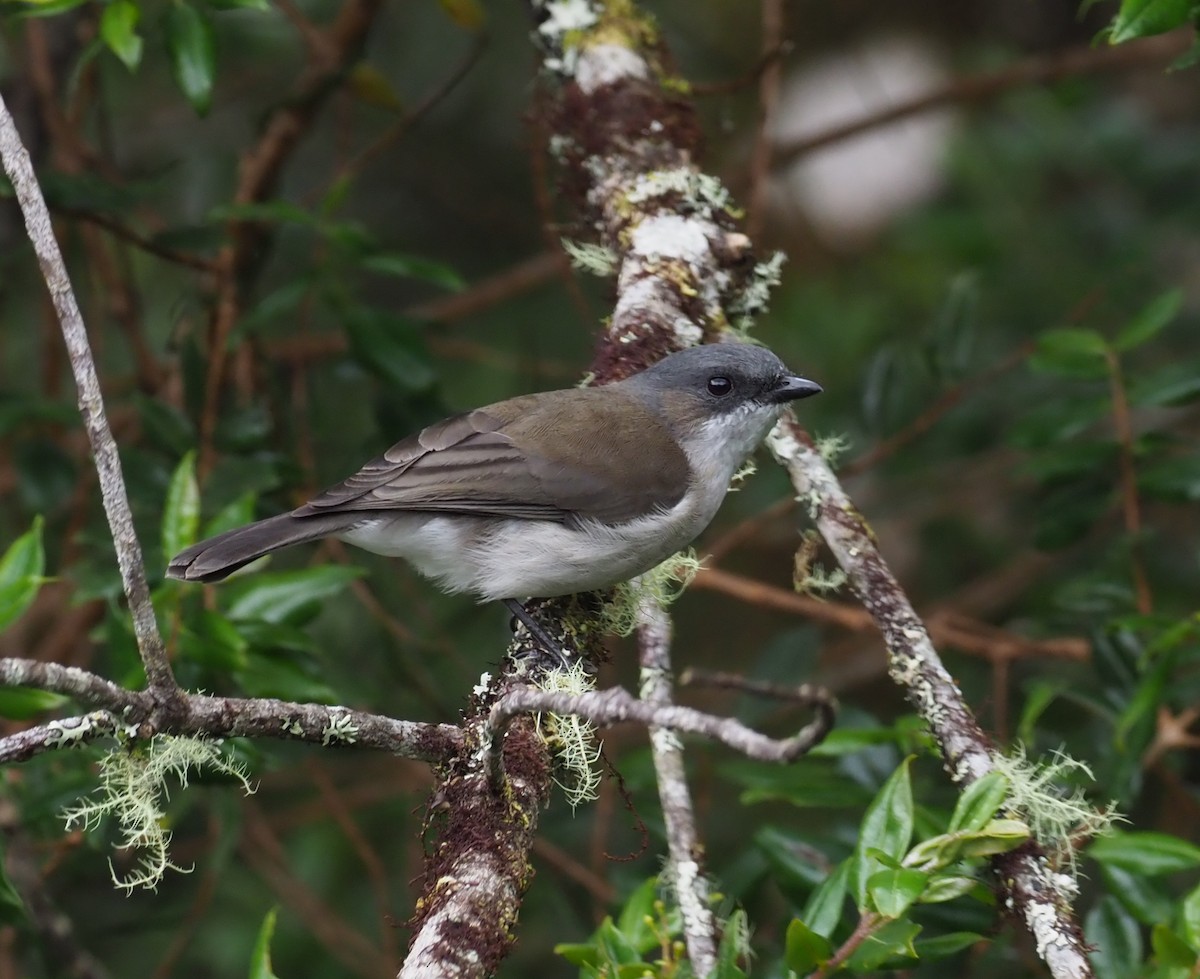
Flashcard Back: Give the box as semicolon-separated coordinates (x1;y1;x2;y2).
1;0;1200;976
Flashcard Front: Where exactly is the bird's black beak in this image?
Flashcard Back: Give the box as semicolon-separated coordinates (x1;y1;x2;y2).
768;374;823;404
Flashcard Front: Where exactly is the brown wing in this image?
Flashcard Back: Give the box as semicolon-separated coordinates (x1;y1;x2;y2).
294;388;690;525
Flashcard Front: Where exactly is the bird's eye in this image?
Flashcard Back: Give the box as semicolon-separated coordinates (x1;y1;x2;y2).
707;376;733;397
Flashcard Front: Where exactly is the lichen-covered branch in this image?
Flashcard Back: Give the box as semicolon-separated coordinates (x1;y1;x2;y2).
0;658;462;764
487;674;832;766
768;419;1092;978
0;93;178;700
637;600;716;975
401;661;553;979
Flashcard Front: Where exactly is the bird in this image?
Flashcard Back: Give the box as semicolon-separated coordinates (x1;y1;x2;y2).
167;343;821;646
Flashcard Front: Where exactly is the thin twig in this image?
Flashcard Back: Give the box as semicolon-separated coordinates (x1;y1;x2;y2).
775;31;1191;167
487;681;832;769
0;95;179;700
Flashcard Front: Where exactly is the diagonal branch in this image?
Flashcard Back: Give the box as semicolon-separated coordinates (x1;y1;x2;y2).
768;418;1093;979
0;94;179;702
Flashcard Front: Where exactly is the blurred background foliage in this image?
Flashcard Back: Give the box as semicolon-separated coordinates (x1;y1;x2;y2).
1;0;1199;975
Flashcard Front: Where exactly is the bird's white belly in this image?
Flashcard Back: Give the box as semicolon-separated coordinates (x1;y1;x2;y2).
338;491;720;601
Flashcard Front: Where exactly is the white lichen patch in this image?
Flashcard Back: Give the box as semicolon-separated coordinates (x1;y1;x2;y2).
629;215;711;265
576;44;649;92
537;0;598;39
47;713;106;747
63;735;254;892
627;169;733;214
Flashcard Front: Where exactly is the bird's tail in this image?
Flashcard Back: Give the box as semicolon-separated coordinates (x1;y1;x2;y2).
166;511;355;583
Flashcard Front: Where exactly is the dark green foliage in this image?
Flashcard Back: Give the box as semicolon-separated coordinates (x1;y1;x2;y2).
1;1;1200;977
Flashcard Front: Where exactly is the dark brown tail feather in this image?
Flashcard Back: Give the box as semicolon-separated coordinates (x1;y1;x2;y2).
166;512;357;583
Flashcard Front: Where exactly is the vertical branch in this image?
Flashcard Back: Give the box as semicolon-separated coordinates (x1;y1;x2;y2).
637;599;717;975
0;94;179;701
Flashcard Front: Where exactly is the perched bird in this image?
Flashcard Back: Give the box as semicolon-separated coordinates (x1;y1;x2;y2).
167;343;821;639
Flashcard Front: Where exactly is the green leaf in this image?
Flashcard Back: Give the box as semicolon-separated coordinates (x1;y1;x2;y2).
0;517;46;631
1129;363;1200;407
845;918;921;972
919;874;980;904
203;493;257;539
851;757;913;908
0;688;68;720
1030;328;1110;379
247;906;280;979
1099;865;1176;927
592;918;643;966
1109;0;1195;43
211;201;315;226
5;0;92;18
205;0;268;10
948;771;1010;833
1139;455;1200;503
802;859;849;939
179;609;250;671
733;758;873;808
1087;895;1143;979
164;1;216;115
868;867;928;918
713;909;748;979
162;452;200;563
100;0;143;69
1179;878;1200;949
1089;831;1200;875
235;651;337;703
904;820;1030;871
1114;288;1183;351
438;0;486;30
613;878;659;954
0;841;25;925
755;827;829;893
930;272;978;379
784;918;832;974
223;566;365;625
914;931;985;961
361;252;464;291
1152;925;1196;968
344;310;437;393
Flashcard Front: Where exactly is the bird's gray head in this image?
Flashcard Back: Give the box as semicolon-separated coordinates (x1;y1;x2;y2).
622;343;822;474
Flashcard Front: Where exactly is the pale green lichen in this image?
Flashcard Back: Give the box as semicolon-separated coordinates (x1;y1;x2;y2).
534;660;602;810
321;708;359;745
991;745;1122;877
815;432;852;467
728;251;786;331
561;238;618;277
603;552;702;637
63;735;255;892
728;458;757;491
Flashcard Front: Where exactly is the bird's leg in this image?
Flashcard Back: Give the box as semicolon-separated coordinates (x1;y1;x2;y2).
502;598;573;669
